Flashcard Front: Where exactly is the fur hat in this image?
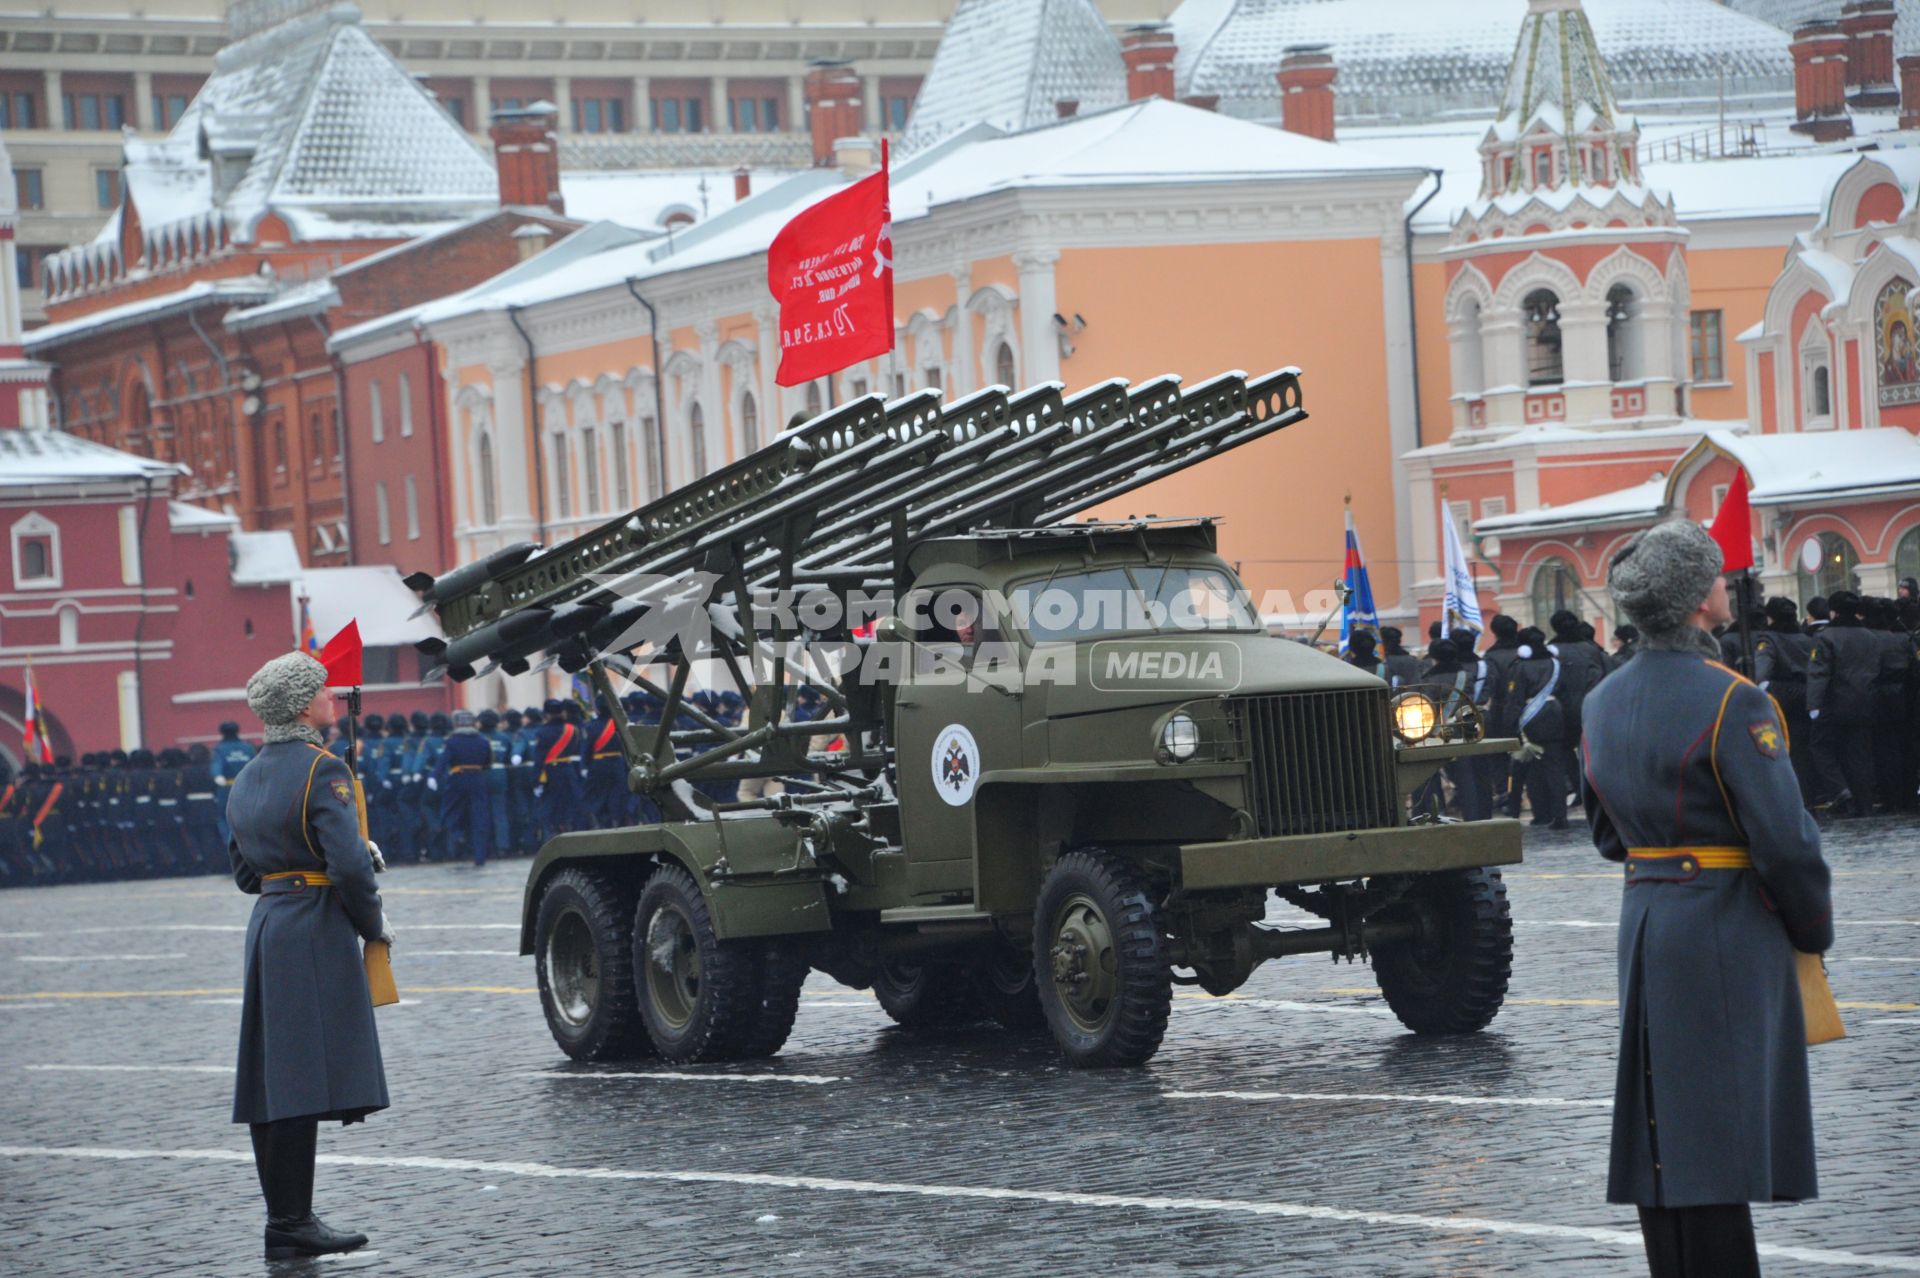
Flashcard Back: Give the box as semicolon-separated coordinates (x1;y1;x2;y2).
245;652;329;727
1607;520;1722;637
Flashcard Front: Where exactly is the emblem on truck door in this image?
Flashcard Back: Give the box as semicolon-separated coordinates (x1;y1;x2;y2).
931;724;981;806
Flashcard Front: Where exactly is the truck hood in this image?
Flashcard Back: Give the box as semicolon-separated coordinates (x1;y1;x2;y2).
1038;631;1384;718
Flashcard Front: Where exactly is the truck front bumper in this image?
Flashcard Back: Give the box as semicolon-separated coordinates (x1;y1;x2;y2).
1178;818;1524;891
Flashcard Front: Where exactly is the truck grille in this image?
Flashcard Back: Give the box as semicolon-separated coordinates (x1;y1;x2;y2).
1231;689;1400;837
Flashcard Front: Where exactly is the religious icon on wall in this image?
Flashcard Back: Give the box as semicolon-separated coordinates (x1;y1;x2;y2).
1877;278;1920;406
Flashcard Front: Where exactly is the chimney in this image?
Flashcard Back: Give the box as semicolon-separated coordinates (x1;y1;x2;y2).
1790;21;1853;143
490;102;566;215
804;61;863;168
833;136;877;179
1121;24;1177;102
1903;54;1920;130
1840;0;1899;109
1055;99;1079;119
1278;44;1337;143
733;167;751;202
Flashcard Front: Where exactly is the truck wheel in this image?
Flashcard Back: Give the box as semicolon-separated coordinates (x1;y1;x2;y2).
632;863;762;1062
872;958;980;1029
733;942;809;1059
1372;867;1513;1034
1033;850;1171;1068
972;946;1047;1032
534;867;653;1062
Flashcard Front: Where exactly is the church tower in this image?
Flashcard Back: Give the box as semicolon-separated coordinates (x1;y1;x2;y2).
1443;0;1690;435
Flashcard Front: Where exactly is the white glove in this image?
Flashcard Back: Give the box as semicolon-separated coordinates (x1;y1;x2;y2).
510;755;523;766
381;780;393;791
426;776;439;792
378;911;396;947
366;839;388;873
1809;709;1822;720
533;785;545;799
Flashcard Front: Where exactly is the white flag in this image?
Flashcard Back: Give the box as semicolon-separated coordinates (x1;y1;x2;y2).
1441;508;1484;633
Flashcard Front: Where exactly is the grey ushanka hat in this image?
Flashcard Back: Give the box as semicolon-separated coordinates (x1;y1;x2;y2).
245;651;329;726
1607;520;1723;636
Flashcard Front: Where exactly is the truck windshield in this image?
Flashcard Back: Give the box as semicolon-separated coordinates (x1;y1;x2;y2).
1010;565;1261;642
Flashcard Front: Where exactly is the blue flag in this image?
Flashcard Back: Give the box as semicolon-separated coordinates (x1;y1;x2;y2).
1340;509;1380;654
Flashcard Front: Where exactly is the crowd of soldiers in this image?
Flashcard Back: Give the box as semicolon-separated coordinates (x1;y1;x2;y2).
1354;581;1920;826
0;685;845;887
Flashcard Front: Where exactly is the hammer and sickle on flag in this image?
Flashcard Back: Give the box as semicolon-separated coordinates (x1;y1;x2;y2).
872;224;892;282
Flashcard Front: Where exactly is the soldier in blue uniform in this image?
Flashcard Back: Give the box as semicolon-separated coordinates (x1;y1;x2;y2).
531;698;583;837
354;715;390;858
435;709;494;867
477;709;513;860
210;720;256;848
1582;520;1833;1278
416;713;451;860
580;697;628;828
395;712;430;862
228;651;388;1260
506;707;541;850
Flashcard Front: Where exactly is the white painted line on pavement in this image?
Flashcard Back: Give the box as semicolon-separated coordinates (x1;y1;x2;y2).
1829;957;1920;963
1865;1018;1920;1027
23;1064;233;1075
523;1071;843;1085
0;1002;58;1010
1192;998;1395;1020
1;1145;1913;1272
0;923;518;940
1521;919;1920;929
193;999;245;1006
1165;1089;1612;1110
403;924;521;931
406;950;520;957
18;954;187;963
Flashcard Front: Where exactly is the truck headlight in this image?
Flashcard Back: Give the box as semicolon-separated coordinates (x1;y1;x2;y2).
1390;691;1439;744
1160;713;1200;762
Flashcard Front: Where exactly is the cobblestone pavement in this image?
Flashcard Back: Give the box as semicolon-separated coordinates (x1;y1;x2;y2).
2;820;1918;1277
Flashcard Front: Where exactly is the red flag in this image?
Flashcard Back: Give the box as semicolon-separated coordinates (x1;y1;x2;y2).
766;141;893;388
21;661;53;765
319;620;364;688
1707;467;1754;574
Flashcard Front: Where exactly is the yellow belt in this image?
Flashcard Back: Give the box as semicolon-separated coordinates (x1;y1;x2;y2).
1626;846;1752;873
592;751;622;760
449;765;482;773
263;870;333;887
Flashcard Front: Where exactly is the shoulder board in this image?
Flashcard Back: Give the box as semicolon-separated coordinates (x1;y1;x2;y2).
1702;659;1756;688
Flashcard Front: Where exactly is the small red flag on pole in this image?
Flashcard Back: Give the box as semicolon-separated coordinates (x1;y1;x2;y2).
766;140;893;388
318;620;364;688
1707;467;1754;574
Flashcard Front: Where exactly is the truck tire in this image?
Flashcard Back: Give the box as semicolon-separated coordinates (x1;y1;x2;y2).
872;958;980;1029
632;863;764;1062
972;946;1047;1032
733;942;809;1059
533;867;653;1062
1372;866;1513;1035
1033;850;1171;1068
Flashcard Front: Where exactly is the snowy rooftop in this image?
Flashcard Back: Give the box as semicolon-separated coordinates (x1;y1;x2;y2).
1476;476;1669;535
1170;0;1794;125
228;530;304;586
0;431;184;488
1710;428;1920;505
300;565;440;648
169;501;240;532
428;99;1427;323
24;279;277;353
902;0;1128;154
559;169;799;233
1727;1;1920;58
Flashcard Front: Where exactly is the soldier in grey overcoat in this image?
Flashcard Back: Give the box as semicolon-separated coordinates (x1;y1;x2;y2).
1581;520;1834;1278
227;651;392;1260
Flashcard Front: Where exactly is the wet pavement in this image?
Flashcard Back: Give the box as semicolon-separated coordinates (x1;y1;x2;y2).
2;819;1917;1277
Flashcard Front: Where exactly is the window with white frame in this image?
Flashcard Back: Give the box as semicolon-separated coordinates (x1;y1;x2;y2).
611;421;631;509
1710;484;1729;518
375;480;391;544
551;434;572;519
1801;326;1833;428
404;475;421;540
1448;501;1472;544
583;426;601;513
398;373;414;437
478;432;498;526
369;378;384;443
641;416;661;499
689;402;708;476
1481;496;1509;519
11;513;60;589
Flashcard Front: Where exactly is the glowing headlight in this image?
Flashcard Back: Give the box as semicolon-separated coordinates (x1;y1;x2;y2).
1160;713;1200;761
1391;692;1440;744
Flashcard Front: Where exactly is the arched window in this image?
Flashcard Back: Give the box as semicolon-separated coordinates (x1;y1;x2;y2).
1894;524;1920;590
272;420;288;476
740;392;758;453
1796;531;1859;605
1532;148;1553;187
610;420;631;509
1801;326;1833;427
805;381;822;419
582;425;601;513
1529;556;1580;629
58;604;79;650
1606;284;1641;383
551;433;572;519
689;401;708;476
1524;290;1563;387
1456;297;1485;398
995;341;1016;388
478;432;498;525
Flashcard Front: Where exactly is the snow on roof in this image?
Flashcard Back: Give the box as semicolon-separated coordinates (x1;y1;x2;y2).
1475;475;1669;535
23;278;278;353
224;279;339;330
559;169;797;232
1726;0;1918;55
169;501;240;532
0;431;184;487
1171;0;1793;125
903;0;1128;154
1710;428;1920;505
435;100;1425;322
299;565;440;648
229;530;304;586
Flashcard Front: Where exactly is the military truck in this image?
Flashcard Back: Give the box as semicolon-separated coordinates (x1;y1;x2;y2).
408;368;1522;1068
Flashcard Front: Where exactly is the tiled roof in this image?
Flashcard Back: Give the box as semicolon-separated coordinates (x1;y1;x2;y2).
902;0;1128;153
1170;0;1795;125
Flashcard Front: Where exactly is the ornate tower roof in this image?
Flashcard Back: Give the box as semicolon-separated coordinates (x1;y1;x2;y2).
1476;0;1642;203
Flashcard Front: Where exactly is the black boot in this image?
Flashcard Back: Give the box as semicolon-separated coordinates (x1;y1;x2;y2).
256;1119;368;1260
